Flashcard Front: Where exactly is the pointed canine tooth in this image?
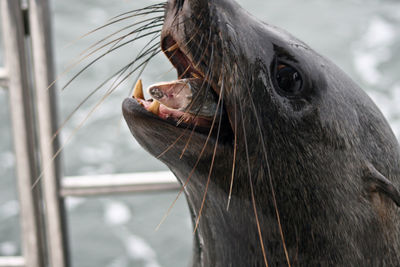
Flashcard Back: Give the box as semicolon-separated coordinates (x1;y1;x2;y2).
148;100;160;115
133;79;144;99
166;43;179;52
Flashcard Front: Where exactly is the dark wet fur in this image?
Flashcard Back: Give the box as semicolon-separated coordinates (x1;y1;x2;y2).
71;0;400;266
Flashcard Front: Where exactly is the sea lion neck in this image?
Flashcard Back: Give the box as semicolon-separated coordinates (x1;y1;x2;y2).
169;161;287;267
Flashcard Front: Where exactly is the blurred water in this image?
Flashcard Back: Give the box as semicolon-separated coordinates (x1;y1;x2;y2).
0;0;399;266
0;24;21;258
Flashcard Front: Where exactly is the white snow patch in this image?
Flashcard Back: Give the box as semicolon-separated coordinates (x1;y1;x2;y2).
362;17;395;48
353;16;395;85
106;256;129;267
354;53;383;85
124;235;161;267
88;8;108;25
104;201;132;226
0;151;15;170
0;200;19;220
80;144;114;164
0;242;17;256
65;197;86;211
393;84;400;103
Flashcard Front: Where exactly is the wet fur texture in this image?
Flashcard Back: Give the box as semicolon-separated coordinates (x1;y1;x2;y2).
123;0;400;266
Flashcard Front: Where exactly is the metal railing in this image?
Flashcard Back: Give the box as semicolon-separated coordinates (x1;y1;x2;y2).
0;1;178;266
0;67;8;88
0;257;25;267
62;171;179;197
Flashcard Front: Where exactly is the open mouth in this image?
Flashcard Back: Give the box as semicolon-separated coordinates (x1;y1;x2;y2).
131;35;220;130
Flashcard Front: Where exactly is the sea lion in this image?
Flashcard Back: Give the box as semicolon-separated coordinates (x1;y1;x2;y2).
122;0;400;266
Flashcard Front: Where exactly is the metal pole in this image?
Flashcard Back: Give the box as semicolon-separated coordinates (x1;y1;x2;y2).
0;1;45;267
61;171;179;197
0;67;8;88
27;0;69;266
0;257;25;267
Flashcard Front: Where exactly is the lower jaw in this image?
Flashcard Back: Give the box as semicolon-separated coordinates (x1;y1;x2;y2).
136;98;214;128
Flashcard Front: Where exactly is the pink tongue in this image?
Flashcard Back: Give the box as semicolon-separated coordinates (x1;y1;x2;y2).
138;99;213;127
139;99;185;119
147;79;195;110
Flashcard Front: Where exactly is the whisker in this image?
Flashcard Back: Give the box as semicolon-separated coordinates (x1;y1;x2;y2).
195;29;213;70
180;30;213;158
173;30;210;126
106;8;165;26
134;17;203;85
227;65;238;211
156;45;216;231
111;49;162;96
48;19;163;92
176;78;213;147
238;97;270;267
127;47;163;96
176;27;212;126
244;76;292;267
80;19;162;64
143;18;206;157
177;66;213;143
63;6;165;49
61;29;162;91
180;122;197;159
35;46;161;190
156;121;200;159
105;20;163;53
194;76;225;234
227;41;291;264
32;86;117;190
51;38;161;141
79;16;164;58
108;3;166;22
36;4;167;191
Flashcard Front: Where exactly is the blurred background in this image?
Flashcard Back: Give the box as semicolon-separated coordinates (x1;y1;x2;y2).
0;0;399;266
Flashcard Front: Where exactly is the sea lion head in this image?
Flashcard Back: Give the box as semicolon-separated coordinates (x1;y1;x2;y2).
123;0;400;265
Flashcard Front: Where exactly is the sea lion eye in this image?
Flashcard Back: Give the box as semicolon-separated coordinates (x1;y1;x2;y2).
275;64;303;95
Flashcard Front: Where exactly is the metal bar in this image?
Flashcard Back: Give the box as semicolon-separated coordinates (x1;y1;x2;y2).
0;257;25;267
0;1;45;267
0;67;8;88
27;0;69;266
61;171;179;197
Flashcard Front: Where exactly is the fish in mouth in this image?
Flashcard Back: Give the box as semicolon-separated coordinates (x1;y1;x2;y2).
122;0;400;266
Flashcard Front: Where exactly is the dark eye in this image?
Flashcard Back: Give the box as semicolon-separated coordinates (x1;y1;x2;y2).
276;64;303;95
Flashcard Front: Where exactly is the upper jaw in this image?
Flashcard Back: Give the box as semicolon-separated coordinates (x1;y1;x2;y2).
123;1;237;145
158;26;236;131
123;25;232;134
161;34;205;80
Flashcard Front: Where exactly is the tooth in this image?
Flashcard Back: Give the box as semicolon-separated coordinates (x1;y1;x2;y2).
133;79;144;99
166;43;179;52
148;100;160;115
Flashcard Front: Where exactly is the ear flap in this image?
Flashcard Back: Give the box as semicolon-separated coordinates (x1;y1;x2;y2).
363;164;400;207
